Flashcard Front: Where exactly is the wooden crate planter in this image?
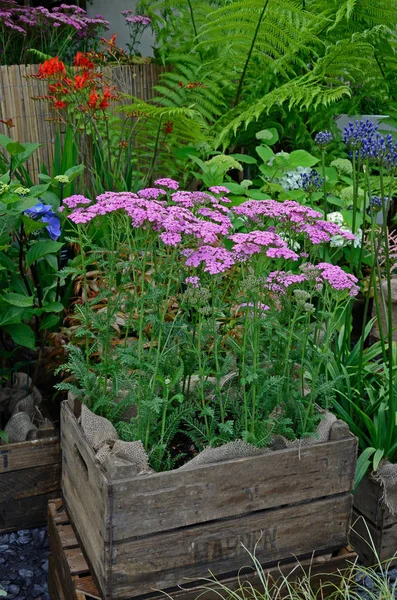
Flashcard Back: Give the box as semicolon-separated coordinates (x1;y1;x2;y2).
0;421;61;533
48;499;358;600
350;474;397;565
61;397;357;600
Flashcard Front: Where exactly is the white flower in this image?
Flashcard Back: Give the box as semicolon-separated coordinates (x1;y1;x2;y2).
327;211;344;226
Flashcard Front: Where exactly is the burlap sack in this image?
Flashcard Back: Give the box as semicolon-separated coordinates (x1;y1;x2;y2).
5;412;38;443
0;373;42;443
373;461;397;516
80;403;119;451
80;399;339;476
372;276;397;342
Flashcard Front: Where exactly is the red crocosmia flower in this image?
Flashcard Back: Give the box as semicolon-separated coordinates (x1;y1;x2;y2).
37;57;66;79
74;72;91;90
53;100;67;109
0;118;15;128
88;90;99;109
74;52;95;70
99;98;109;110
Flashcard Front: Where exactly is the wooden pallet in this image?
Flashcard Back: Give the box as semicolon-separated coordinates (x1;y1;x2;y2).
48;499;358;600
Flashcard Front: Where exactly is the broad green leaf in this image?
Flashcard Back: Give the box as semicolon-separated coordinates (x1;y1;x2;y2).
42;301;64;313
245;190;271;200
373;448;384;472
224;182;246;194
230;195;249;206
255;128;279;145
39;314;60;331
256;145;274;163
229;153;257;164
64;164;85;181
0;305;24;326
44;253;58;271
13;142;41;165
288;150;319;168
341;210;363;229
327;195;345;207
29;184;50;197
5;142;25;156
20;215;47;235
0;134;13;149
2;293;33;308
25;240;63;268
38;173;52;183
0;252;15;271
0;430;8;443
5;323;35;349
12;197;41;213
279;190;306;201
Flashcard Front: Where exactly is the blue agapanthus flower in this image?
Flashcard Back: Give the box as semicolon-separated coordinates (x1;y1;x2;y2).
315;130;333;147
25;201;61;241
300;169;325;192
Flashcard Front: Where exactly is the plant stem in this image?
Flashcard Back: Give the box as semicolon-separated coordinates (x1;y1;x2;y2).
234;0;270;106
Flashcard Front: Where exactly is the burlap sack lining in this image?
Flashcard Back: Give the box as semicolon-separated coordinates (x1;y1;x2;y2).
0;373;45;443
372;461;397;516
79;400;338;477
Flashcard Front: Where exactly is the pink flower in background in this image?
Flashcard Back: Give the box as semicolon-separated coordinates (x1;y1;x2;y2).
229;230;299;261
154;178;179;191
185;276;200;287
185;246;235;274
265;271;308;294
316;263;359;296
138;187;167;200
64;194;91;208
208;186;230;195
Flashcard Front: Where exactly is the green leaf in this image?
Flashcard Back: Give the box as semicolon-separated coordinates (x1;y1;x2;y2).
256;145;274;163
0;252;15;272
224;182;246;194
38;173;52;183
279;190;306;201
288;150;319;168
327;196;345;207
12;197;41;213
229;153;257;164
43;301;64;313
64;164;85;181
341;210;363;229
2;293;33;308
0;430;8;444
44;253;58;271
39;314;60;331
0;134;13;149
6;142;25;156
20;215;48;235
25;240;63;268
245;190;271;200
373;448;384;472
5;323;35;349
255;128;279;145
29;184;49;197
230;195;249;206
354;447;376;491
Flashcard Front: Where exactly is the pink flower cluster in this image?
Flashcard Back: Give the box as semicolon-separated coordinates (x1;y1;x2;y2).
154;178;179;191
63;194;91;209
229;231;299;261
234;199;355;245
316;263;359;296
185;276;200;287
209;186;230;195
239;302;270;318
185;246;235;274
265;271;308;294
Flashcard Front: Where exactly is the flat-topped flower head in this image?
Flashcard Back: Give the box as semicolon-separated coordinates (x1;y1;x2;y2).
185;246;235;274
154;178;179;191
208;186;230;195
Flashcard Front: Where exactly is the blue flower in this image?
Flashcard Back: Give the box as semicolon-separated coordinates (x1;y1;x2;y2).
315;130;333;147
343;120;378;151
25;201;61;240
370;196;383;212
300;169;325;192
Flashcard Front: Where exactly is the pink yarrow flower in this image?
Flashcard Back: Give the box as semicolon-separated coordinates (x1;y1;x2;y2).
184;276;200;288
185;246;235;274
154;178;179;191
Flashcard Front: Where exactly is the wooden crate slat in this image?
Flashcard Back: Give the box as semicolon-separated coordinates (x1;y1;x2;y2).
111;436;355;540
111;495;352;598
0;436;59;473
48;498;358;600
0;462;60;501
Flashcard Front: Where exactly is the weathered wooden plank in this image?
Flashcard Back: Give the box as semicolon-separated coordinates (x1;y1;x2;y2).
0;437;60;473
49;502;79;600
111;436;356;540
61;401;110;592
110;494;352;598
66;548;90;576
353;474;397;527
48;556;66;600
0;491;59;533
0;462;60;501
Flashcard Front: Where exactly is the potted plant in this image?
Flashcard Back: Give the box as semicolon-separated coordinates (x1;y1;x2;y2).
58;178;358;599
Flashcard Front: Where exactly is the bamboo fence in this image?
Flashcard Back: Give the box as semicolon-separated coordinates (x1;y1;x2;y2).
0;63;164;178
